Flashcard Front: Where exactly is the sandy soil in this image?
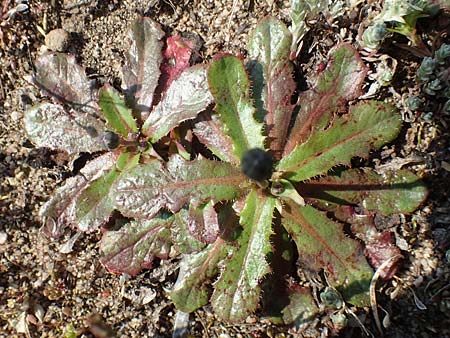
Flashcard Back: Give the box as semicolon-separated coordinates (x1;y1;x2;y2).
1;1;450;337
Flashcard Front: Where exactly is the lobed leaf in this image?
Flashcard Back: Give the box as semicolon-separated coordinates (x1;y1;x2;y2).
31;52;98;114
170;239;230;313
282;204;373;306
211;190;276;321
283;43;367;155
208;55;265;158
113;155;246;219
24;103;109;155
142;65;213;142
248;17;295;159
300;168;428;215
40;152;118;238
122;16;164;119
193;112;240;165
100;217;172;276
98;84;138;137
278;101;402;182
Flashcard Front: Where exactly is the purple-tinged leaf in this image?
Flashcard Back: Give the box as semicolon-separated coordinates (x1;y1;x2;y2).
122;17;164;120
31;52;98;115
160;35;196;92
172;209;206;254
170;238;230;313
278;101;401;182
24;103;109;155
113;155;247;220
300;169;428;215
283;43;367;155
193;112;239;165
98;84;138;137
142;65;213;142
100;217;172;276
282;284;319;331
208;55;265;158
248;17;295;159
282;204;373;306
211;190;276;321
186;202;220;244
40;152;118;238
72;168;120;233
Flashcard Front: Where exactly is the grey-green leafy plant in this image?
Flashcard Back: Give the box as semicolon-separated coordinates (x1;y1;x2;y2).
24;16;213;237
25;15;427;332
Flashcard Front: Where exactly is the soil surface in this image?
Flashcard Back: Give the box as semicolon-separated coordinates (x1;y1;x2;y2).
1;1;450;337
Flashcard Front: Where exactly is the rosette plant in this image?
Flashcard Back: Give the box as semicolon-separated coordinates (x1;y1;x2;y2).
24;17;213;237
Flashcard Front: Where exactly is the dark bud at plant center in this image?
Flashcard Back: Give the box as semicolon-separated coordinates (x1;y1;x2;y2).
241;148;274;182
103;130;120;149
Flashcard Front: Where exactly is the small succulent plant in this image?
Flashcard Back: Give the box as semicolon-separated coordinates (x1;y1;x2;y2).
25;15;428;332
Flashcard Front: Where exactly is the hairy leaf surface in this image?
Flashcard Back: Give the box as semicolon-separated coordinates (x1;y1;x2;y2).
113;155;246;219
122;16;164;118
300;169;427;215
31;52;98;114
100;217;172;276
278;101;401;182
98;84;138;137
211;191;276;321
284;43;367;155
248;16;295;159
142;65;213;141
208;55;265;158
282;204;373;306
40;152;118;238
24;103;109;155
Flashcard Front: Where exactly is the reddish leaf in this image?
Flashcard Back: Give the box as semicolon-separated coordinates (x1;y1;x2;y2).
283;43;367;155
186;202;220;244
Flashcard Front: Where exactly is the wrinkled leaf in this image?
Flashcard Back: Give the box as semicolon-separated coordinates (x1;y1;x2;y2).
248;17;295;159
24;103;109;155
113;155;246;219
282;204;373;306
193;112;240;165
170;238;230;313
208;55;265;158
186;201;220;243
100;217;172;276
172;209;206;254
211;191;276;321
160;35;196;91
98;84;138;137
40;152;118;238
122;17;164;118
284;44;367;155
278;101;401;182
142;65;213;141
300;169;427;215
282;284;319;330
31;52;98;114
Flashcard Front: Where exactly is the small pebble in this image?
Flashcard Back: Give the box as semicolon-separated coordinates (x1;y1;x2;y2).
45;29;71;52
0;232;7;245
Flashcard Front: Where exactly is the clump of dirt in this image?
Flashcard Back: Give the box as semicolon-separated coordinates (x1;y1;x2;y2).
1;1;450;337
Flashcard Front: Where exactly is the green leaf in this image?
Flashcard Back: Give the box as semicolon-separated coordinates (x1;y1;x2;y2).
208;55;265;158
282;204;373;306
31;52;98;115
142;65;213;141
248;17;295;159
170;239;230;312
300;168;428;215
211;190;276;321
283;44;367;155
113;155;246;219
98;84;138;137
40;152;118;238
282;285;319;330
278;101;402;182
122;17;165;119
24;103;109;155
172;209;207;254
100;217;172;276
73;168;120;233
